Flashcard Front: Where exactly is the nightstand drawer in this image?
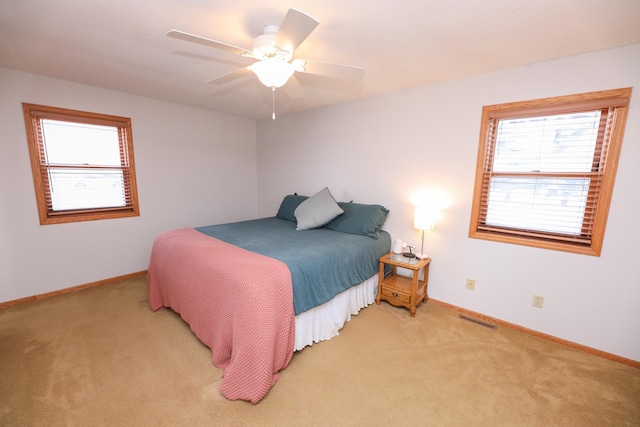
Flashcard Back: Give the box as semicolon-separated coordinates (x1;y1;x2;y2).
380;287;411;305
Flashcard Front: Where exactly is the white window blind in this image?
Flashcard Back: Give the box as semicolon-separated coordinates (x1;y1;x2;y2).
41;119;130;211
480;110;609;244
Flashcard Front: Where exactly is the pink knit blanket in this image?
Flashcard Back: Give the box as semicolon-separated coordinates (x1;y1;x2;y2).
148;228;295;403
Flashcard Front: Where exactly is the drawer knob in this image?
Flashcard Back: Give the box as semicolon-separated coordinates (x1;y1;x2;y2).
392;292;399;297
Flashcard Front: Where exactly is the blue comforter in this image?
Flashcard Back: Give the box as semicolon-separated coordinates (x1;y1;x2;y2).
196;217;391;315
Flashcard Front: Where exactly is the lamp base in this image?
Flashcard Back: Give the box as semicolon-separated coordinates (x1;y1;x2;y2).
415;253;429;260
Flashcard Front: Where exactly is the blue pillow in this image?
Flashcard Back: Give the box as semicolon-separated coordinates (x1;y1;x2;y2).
326;202;389;238
276;194;308;222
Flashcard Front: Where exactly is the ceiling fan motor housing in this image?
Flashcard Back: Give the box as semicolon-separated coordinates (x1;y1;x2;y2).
252;25;291;61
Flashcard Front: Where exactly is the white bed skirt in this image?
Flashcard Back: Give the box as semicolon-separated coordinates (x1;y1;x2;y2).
294;274;378;351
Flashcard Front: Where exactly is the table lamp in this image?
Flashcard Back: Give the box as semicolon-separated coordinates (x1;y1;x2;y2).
414;207;435;259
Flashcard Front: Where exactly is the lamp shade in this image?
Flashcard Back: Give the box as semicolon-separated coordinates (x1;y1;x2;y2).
414;207;436;231
251;58;295;88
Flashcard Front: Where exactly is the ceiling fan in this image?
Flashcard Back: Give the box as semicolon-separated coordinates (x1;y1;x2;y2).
168;8;365;118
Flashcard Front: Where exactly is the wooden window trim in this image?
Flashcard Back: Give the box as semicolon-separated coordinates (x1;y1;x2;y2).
468;88;632;256
22;103;140;225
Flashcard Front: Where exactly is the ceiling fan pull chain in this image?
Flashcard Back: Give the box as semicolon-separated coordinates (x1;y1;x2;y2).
272;87;276;120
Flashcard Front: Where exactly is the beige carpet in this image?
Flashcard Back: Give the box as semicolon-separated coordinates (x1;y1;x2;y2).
1;275;639;426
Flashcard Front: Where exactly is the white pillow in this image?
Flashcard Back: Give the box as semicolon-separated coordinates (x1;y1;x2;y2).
294;187;344;230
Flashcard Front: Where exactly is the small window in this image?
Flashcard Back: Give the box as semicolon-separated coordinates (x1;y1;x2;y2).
22;103;140;225
469;88;632;256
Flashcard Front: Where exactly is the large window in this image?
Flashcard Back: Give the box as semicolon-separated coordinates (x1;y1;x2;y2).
23;103;140;225
469;88;631;256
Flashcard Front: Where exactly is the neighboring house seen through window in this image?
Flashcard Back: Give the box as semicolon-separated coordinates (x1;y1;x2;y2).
22;103;140;225
468;88;632;256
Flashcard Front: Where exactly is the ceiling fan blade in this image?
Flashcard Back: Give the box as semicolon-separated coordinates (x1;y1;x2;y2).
206;67;253;85
298;60;366;81
167;30;253;57
283;75;305;99
273;9;319;55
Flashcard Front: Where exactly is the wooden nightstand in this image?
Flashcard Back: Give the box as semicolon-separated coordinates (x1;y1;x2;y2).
376;252;431;317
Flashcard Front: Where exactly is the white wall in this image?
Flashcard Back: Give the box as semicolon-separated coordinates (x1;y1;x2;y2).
256;44;640;362
0;68;257;303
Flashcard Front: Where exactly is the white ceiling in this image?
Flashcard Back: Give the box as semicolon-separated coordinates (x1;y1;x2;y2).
2;0;640;120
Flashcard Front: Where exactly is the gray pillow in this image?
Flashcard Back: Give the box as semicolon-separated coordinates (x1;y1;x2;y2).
294;187;344;230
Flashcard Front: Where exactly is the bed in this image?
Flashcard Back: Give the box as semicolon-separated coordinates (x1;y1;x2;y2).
148;188;390;403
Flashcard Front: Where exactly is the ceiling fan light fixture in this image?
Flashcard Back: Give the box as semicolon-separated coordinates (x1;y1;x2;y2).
251;58;295;88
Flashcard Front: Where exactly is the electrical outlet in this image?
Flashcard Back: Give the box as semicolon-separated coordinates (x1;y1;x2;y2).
532;294;544;308
466;279;475;291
